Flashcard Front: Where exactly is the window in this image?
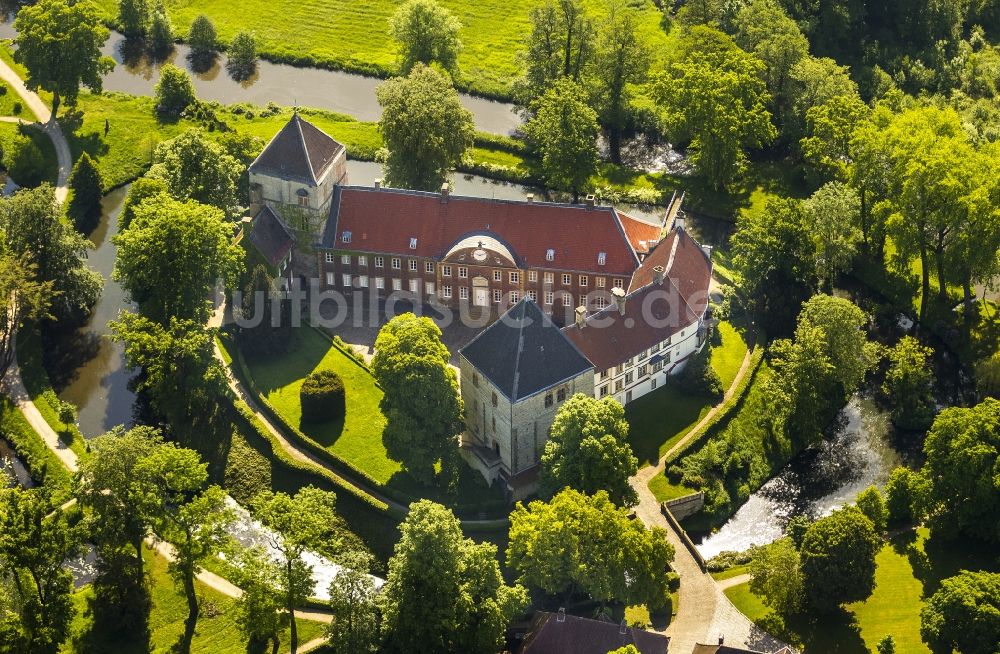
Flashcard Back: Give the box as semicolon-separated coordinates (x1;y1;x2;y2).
544;393;553;408
510;291;519;303
544;272;554;284
426;282;435;295
561;274;571;285
425;261;434;273
392;278;402;291
652;361;663;373
341;231;352;243
298;194;309;208
325;252;334;263
442;265;452;277
527;290;537;301
596;277;606;288
625;371;634;385
459;287;469;300
325;272;334;286
442;285;452;298
651;377;657;390
493;270;502;282
545;291;553;305
556;388;566;402
375;256;384;268
613;278;624;288
616;365;624;375
341;254;351;265
563;292;573;305
342;274;352;287
545;249;555;261
358;255;367;267
409;279;419;293
492;392;498;408
528;270;538;282
458;266;468;278
598;251;606;266
509;271;520;283
599;385;609;397
375;277;385;290
409;260;417;272
651;342;660;353
595;297;607;309
600;370;609;380
579;275;588;286
638;364;648;377
493;289;502;303
409;237;418;249
639;349;648;360
392;258;401;270
359;275;369;288
615;380;624;392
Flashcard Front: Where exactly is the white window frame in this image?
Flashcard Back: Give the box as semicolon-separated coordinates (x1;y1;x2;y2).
409;237;418;249
358;255;367;267
442;265;452;277
458;267;468;279
579;275;588;286
527;290;537;301
375;277;385;289
392;258;401;270
509;271;520;283
598;252;607;266
426;282;435;295
325;272;334;286
341;254;351;265
493;289;503;303
459;286;469;300
544;272;554;284
442;285;452;298
562;274;571;285
528;270;538;282
359;275;369;288
325;252;334;263
375;256;384;268
425;261;434;273
409;279;419;293
596;277;606;288
545;291;553;305
409;260;418;272
510;291;519;303
341;231;351;243
342;274;352;287
392;278;402;291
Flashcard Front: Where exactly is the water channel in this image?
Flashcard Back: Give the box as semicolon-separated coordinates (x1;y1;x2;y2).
0;22;521;135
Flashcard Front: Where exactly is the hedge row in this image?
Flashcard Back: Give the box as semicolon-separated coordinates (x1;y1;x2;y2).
0;396;73;503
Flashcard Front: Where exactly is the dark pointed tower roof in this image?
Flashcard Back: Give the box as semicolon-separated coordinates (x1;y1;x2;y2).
249;113;344;186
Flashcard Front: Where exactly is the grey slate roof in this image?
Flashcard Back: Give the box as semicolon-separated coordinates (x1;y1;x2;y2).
247;206;294;268
249;113;344;186
460;298;593;402
518;612;669;654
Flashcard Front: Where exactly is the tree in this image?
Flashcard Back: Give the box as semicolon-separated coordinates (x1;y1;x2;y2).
515;0;594;105
653;26;775;189
0;488;78;654
922;398;1000;542
882;336;936;431
154;64;196;119
523;78;599;202
608;647;641;654
232;547;288;654
118;0;150;38
376;65;474;191
788;55;859;143
227;30;258;81
507;488;675;609
13;0;114;115
118;176;170;230
539;394;638;506
801;94;870;181
947;143;1000;311
187;14;217;62
381;500;526;654
149;129;243;213
139;446;232;654
236;263;292;356
0;184;102;324
389;0;462;74
252;487;341;654
67;152;104;233
766;324;837;446
591;3;650;164
795;294;872;395
800;506;880;611
149;1;174;55
803;182;862;287
113;193;242;324
884;466;930;527
748;537;803;617
876;635;896;654
0;251;54;378
920;570;1000;654
326;551;379;654
976;351;1000;399
371;313;464;485
855;485;888;533
731;197;816;337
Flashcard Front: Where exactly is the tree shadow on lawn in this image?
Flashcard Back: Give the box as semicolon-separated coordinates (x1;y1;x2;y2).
245;329;328;394
780;607;869;654
907;528;1000;597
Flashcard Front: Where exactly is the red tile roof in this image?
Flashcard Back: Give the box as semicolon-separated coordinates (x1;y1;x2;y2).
619;211;663;255
322;187;642;276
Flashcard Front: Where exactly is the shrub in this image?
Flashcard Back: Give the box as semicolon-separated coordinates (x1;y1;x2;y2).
149;3;174;55
226;30;257;81
677;345;723;401
154;64;196;118
187;14;217;59
67;152;104;233
118;0;150;38
223;433;272;505
1;130;47;187
300;370;346;423
855;485;887;533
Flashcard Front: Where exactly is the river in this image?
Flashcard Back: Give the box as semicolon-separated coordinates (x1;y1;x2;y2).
0;22;521;135
695;396;906;559
0;437;33;488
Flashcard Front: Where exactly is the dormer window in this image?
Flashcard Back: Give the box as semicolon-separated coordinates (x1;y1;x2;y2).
545;249;555;261
598;251;607;265
409;237;418;249
342;231;352;243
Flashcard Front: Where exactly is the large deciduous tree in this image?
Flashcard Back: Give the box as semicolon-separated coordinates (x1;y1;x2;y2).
920;570;1000;654
515;0;594;106
376;64;474;191
523;78;599;202
882;336;936;431
389;0;462;74
113;193;242;325
539;394;638;506
803;182;862;287
14;0;114;115
507;488;674;609
232;547;288;654
118;0;150;38
748;537;804;617
326;550;380;654
381;500;527;654
148;129;243;214
800;506;880;611
153;64;197;119
0;250;54;377
372;313;463;486
653;26;775;190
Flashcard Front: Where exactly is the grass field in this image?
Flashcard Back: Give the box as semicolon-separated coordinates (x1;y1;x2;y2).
89;0;671;99
63;547;327;654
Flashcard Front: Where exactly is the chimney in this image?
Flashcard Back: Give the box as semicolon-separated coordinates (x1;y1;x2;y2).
374;178;382;189
702;244;714;259
585;194;595;209
441;182;450;201
653;265;666;286
526;193;534;203
575;305;587;328
674;216;685;231
619;620;627;635
718;635;725;645
612;286;626;315
557;608;566;623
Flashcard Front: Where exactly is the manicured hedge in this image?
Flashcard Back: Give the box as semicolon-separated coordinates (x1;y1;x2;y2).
0;397;73;503
300;370;346;423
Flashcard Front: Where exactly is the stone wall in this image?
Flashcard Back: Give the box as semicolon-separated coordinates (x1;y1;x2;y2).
664;491;705;520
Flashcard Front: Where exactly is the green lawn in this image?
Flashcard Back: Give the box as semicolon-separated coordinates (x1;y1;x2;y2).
63;547;327;654
0;81;35;120
710;564;749;581
88;0;670;99
711;320;748;389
